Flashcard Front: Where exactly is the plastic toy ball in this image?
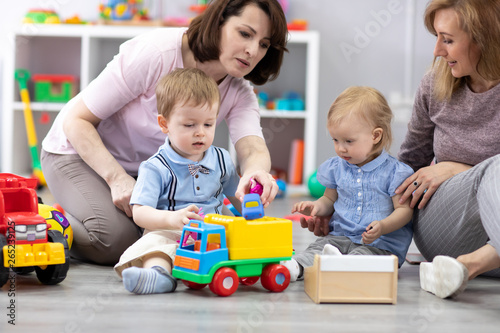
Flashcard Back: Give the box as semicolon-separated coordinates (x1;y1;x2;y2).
38;204;73;249
276;179;287;198
307;171;325;199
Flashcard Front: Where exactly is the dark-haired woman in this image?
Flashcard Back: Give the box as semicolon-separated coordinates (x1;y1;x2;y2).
41;0;288;265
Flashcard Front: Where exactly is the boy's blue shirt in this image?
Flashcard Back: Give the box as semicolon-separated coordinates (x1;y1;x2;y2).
317;150;414;266
131;138;239;215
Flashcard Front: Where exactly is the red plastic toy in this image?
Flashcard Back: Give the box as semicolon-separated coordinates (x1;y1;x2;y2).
0;173;69;287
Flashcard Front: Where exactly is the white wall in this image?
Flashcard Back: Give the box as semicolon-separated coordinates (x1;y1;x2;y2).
0;0;436;171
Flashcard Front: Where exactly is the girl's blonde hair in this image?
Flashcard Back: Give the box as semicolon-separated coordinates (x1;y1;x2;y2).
156;68;220;119
327;86;393;154
424;0;500;101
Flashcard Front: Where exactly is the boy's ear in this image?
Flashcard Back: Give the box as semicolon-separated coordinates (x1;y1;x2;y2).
372;127;383;144
158;115;169;134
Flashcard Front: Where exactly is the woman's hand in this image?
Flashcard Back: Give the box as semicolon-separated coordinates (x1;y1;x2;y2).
396;162;472;209
234;136;277;207
108;173;136;217
235;171;278;208
299;215;331;237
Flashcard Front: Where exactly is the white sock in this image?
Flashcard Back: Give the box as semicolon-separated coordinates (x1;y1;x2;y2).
322;244;342;256
281;258;302;282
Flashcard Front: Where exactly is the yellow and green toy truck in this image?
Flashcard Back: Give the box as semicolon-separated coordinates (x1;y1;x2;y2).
173;195;293;297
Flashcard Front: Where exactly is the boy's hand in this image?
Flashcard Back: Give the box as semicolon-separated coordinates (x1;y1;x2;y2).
362;221;382;244
169;205;202;230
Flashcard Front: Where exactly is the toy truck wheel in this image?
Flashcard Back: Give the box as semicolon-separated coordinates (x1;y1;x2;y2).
239;276;260;286
182;280;208;290
0;235;9;287
261;264;290;292
35;230;70;285
13;267;35;275
209;267;239;297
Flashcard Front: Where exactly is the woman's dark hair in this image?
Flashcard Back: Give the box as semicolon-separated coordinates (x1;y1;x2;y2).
187;0;288;85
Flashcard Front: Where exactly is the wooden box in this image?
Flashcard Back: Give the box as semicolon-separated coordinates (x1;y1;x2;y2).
304;254;398;304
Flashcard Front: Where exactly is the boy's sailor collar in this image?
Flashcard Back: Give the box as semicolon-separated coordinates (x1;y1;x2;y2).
161;137;215;171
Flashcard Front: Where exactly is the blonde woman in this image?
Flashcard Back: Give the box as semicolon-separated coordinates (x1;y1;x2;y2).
396;0;500;298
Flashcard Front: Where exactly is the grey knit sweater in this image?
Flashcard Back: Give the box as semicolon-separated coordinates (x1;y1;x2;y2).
399;72;500;171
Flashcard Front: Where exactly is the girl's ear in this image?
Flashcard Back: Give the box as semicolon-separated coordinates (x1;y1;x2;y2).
158;115;169;134
372;127;383;145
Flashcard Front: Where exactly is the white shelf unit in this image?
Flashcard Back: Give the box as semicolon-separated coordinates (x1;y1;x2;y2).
2;25;319;187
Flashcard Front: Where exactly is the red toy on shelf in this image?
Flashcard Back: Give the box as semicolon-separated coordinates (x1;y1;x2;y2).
32;74;78;103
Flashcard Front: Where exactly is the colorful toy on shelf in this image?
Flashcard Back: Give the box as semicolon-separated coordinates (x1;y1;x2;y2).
256;90;304;111
32;74;78;103
64;15;87;25
0;173;70;287
14;69;46;187
189;0;209;14
172;194;293;297
23;9;61;24
304;254;398;304
99;0;158;25
100;0;135;20
287;19;308;31
275;91;305;111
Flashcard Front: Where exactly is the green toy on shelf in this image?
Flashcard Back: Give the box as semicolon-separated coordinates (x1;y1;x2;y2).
32;74;78;103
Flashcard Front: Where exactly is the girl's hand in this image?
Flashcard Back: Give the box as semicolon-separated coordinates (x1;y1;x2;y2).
362;221;382;244
235;171;278;208
395;162;471;209
292;201;318;216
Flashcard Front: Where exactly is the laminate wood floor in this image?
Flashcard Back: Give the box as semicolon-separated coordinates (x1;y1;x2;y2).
2;189;499;332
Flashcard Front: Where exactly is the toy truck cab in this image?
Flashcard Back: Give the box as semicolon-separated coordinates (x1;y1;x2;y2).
174;221;229;277
0;173;69;287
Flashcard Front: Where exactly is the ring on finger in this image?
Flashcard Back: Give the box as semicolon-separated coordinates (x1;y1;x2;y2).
413;181;419;187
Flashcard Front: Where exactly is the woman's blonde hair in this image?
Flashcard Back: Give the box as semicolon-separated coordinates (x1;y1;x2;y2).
327;86;393;154
156;68;220;119
424;0;500;100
